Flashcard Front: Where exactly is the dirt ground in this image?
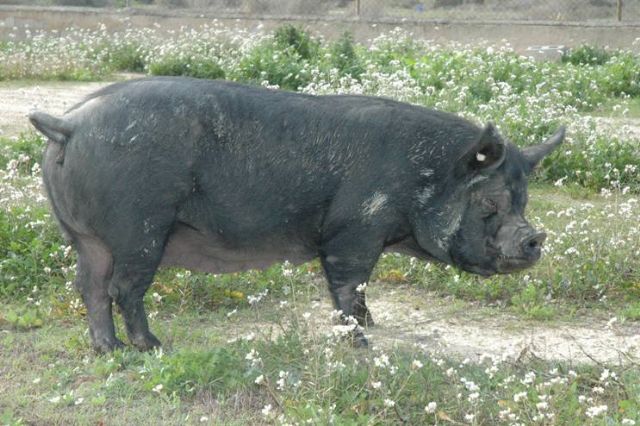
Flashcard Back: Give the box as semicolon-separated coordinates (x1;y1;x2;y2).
269;283;639;365
0;81;112;137
2;80;639;365
363;286;639;365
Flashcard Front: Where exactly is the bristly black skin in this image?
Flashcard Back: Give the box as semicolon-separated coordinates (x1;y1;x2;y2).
29;77;564;352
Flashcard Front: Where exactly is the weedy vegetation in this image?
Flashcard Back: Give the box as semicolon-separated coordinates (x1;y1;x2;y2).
0;24;639;425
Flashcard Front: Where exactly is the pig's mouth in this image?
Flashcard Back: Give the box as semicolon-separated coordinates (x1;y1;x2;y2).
460;264;496;277
495;254;539;273
449;249;497;277
449;239;542;277
461;256;537;277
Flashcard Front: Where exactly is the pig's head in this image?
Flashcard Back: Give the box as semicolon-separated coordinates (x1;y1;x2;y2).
410;124;565;276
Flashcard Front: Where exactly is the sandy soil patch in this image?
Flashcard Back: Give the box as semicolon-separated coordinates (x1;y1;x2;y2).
366;287;639;365
283;285;640;365
593;116;640;140
0;80;120;137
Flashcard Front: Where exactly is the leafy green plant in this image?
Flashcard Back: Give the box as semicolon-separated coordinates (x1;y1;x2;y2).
620;302;640;321
562;44;613;66
107;41;146;72
536;131;640;191
0;410;24;426
234;38;313;90
2;307;45;330
0;133;44;172
601;53;640;96
273;24;318;60
141;347;248;396
0;206;70;299
148;56;225;80
511;283;556;320
327;31;364;78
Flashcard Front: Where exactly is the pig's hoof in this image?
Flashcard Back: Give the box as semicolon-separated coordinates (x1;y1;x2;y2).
93;337;125;354
131;333;162;352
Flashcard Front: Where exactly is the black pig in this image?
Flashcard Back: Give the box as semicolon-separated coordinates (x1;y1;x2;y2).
29;77;565;352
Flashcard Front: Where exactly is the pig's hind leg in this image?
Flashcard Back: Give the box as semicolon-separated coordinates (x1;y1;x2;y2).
74;235;123;353
106;213;176;351
109;261;162;351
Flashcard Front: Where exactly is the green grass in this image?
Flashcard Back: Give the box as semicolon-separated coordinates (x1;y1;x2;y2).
626;98;640;117
594;97;640;118
1;287;638;425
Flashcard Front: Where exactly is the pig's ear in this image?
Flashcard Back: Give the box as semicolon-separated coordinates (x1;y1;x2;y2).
522;126;566;171
457;123;506;175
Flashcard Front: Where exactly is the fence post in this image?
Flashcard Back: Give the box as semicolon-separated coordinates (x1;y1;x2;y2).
617;0;622;21
355;0;361;18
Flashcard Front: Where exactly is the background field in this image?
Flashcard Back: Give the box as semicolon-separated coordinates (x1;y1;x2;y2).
1;23;639;425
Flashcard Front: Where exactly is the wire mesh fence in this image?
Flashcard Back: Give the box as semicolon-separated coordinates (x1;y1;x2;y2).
3;0;638;22
178;0;636;22
353;0;633;22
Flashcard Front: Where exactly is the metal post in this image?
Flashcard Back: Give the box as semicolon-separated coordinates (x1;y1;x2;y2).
617;0;622;21
355;0;361;17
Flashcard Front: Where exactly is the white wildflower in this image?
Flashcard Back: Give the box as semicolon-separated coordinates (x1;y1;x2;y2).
513;391;527;402
536;401;548;411
374;354;390;368
585;405;608;418
411;359;424;370
261;404;273;417
425;401;437;414
554;176;567;187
